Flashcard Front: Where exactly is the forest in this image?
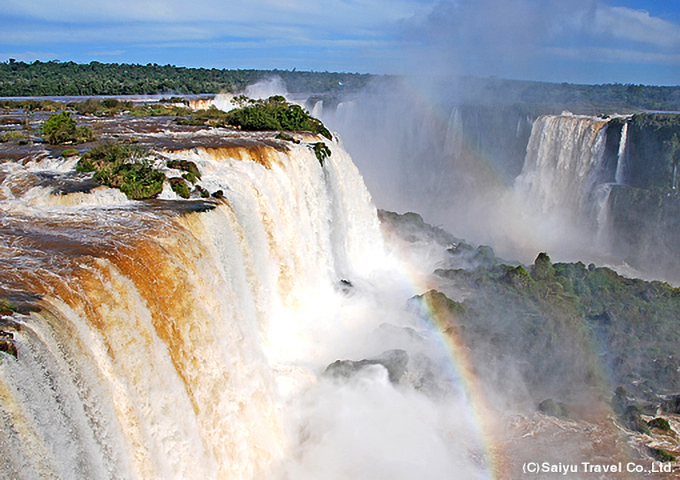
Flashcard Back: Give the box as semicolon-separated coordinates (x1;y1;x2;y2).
0;59;372;96
2;60;680;113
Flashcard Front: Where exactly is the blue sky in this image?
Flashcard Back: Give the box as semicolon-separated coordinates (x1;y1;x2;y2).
1;0;679;85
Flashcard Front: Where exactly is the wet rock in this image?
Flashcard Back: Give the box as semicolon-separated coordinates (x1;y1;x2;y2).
612;387;650;434
648;417;672;431
661;394;680;414
167;160;201;183
538;398;570;418
337;279;353;294
648;447;676;463
324;349;409;384
408;352;451;395
589;309;617;325
0;336;17;358
472;245;497;268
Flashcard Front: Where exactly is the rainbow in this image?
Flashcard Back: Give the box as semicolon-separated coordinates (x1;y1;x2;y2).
395;264;503;480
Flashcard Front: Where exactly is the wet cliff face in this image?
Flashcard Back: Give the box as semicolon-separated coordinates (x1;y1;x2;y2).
624;114;680;193
600;114;680;283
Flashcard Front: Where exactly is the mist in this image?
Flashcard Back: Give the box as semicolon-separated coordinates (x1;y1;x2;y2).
276;2;680;475
312;0;662;270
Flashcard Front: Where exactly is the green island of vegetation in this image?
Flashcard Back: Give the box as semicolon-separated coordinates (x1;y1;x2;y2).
75;143;165;200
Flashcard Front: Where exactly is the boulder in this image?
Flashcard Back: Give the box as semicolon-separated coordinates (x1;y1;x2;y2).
0;337;17;358
538;398;570;418
324;349;409;384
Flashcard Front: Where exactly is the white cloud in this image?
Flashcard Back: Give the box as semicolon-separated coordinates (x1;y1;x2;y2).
2;0;433;32
87;49;125;56
0;23;214;45
592;6;680;47
545;45;680;66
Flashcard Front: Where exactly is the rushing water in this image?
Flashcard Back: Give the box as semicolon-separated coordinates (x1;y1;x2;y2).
0;130;497;479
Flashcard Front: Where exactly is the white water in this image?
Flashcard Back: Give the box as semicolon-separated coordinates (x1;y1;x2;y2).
0;135;489;479
515;113;609;224
615;121;628;184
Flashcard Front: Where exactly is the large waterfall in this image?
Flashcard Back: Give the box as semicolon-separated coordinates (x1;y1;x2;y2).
0;132;489;479
514;114;609;228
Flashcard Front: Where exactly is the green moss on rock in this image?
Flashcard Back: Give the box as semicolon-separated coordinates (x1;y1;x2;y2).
648;417;672;431
167;159;201;183
649;447;676;463
0;299;17;316
169;177;191;199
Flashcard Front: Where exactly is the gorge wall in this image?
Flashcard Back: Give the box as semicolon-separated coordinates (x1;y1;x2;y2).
319;90;680;282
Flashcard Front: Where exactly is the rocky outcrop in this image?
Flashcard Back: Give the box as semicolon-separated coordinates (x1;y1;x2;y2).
608;184;680;282
0;329;17;358
324;349;409;384
538;398;570;418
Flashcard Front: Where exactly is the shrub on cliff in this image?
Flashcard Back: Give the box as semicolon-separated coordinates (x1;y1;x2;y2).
311;142;331;165
224;95;332;140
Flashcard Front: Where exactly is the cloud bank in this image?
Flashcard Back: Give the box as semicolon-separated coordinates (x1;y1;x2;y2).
1;0;679;83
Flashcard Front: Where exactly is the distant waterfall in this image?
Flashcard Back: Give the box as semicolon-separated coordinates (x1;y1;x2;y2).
615;121;629;184
444;108;463;159
515;114;609;228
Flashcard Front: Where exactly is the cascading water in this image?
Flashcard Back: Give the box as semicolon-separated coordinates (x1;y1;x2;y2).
0;131;490;479
515;113;609;225
615;121;628;185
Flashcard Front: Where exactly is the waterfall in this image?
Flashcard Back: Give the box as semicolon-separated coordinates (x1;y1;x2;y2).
444;108;463;158
615;121;628;184
0;138;386;479
0;133;492;479
515;113;609;228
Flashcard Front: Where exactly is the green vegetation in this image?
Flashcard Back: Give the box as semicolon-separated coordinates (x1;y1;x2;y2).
61;148;79;157
167;160;201;184
0;99;62;111
176;106;230;127
168;177;191;199
312;142;331;165
193;184;210;198
40;112;96;144
0;60;373;96
41;112;75;144
76;143;164;200
460;76;680;113
426;249;680;401
0;130;25;142
275;132;300;143
0;299;17;315
224;95;332;139
2;61;680;114
623;114;680;193
648;417;672;431
128;103;193;117
649;447;676;463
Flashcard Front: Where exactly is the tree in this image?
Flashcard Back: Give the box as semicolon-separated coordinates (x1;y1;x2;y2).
41;112;76;144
